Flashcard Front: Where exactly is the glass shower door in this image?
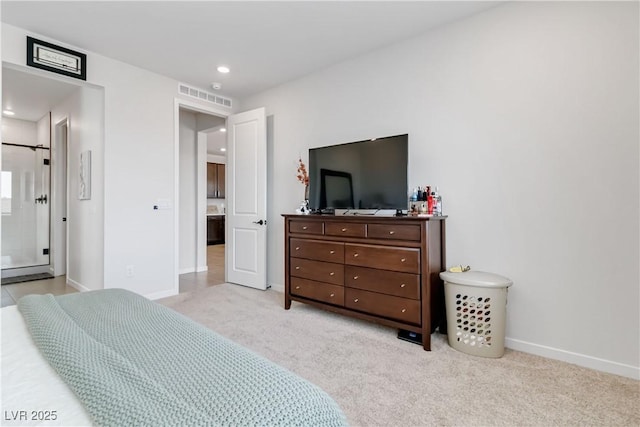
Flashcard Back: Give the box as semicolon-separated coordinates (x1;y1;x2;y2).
1;143;50;271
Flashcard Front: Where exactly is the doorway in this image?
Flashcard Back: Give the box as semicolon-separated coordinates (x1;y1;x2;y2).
51;119;68;277
2;66;80;286
176;101;227;293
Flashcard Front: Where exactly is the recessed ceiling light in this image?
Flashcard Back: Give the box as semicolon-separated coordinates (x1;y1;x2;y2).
211;82;222;90
3;110;15;116
220;147;226;152
220;127;226;133
217;66;230;74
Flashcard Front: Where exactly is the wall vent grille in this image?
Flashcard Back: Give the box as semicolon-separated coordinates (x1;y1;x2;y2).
178;83;232;108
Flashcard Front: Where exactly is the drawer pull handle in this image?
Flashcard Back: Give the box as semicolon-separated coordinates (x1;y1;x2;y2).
353;253;359;257
400;258;406;262
353;276;359;280
329;272;335;276
354;298;359;303
330;250;335;254
295;266;300;270
330;293;335;297
295;247;300;251
341;228;347;232
401;308;407;313
295;286;300;290
400;283;406;288
389;230;395;235
302;226;308;230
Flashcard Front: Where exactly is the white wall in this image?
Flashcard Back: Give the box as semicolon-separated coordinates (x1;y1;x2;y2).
50;86;105;291
240;2;639;378
179;109;197;273
1;117;36;145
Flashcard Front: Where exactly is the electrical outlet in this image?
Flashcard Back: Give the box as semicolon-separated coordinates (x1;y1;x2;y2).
126;265;134;277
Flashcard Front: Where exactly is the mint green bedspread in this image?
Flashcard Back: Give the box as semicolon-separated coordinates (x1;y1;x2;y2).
18;289;347;427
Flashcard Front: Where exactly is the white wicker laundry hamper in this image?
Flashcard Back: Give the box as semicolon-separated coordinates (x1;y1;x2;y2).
440;271;513;358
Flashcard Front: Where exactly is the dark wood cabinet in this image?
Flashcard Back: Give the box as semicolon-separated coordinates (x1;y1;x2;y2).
207;163;225;199
283;214;446;350
207;216;225;245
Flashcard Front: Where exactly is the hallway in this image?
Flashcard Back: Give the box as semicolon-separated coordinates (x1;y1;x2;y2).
178;244;226;293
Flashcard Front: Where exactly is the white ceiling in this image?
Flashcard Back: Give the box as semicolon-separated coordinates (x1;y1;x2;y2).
2;67;80;122
1;1;500;100
2;1;500;153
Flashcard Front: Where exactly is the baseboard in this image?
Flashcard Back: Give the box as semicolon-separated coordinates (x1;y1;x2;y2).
179;267;195;274
224;280;639;379
269;282;284;293
66;277;90;293
505;337;639;380
196;265;208;273
145;288;179;301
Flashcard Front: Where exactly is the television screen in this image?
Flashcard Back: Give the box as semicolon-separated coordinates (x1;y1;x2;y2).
308;134;408;212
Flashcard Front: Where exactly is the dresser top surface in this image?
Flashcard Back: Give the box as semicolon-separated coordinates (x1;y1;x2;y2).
282;214;446;222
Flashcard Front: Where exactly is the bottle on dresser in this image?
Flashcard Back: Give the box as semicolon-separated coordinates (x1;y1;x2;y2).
433;186;443;216
408;187;419;214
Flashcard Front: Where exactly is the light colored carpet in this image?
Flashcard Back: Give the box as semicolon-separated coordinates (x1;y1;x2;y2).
159;283;639;426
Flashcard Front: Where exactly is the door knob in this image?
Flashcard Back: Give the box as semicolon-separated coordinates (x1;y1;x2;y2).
252;219;266;225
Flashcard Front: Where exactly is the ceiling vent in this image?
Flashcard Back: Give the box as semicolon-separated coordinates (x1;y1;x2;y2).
178;83;232;108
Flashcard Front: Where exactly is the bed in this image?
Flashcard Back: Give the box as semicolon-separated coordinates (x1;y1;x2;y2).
1;289;347;426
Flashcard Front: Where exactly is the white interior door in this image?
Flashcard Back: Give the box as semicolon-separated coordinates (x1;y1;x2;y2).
225;107;267;290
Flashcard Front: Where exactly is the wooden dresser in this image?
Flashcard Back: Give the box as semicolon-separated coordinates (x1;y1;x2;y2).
282;214;447;350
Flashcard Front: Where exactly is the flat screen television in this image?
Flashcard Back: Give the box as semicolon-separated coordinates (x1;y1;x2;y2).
308;134;408;212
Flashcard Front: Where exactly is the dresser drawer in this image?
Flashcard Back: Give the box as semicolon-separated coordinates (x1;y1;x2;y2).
291;258;344;286
345;266;420;300
289;220;324;235
291;277;344;306
345;288;421;324
290;238;344;263
367;224;421;241
325;222;366;238
344;243;420;273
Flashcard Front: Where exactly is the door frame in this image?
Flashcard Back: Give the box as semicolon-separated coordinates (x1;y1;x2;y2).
173;98;230;294
51;117;69;277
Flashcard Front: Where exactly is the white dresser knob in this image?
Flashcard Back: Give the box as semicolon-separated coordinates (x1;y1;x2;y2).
329;272;335;276
353;276;359;280
400;283;406;288
353;253;359;257
295;247;300;251
389;230;395;235
354;298;359;303
341;228;347;232
330;250;335;254
330;293;335;297
400;258;406;262
302;226;308;230
295;266;300;270
295;286;300;290
401;308;406;313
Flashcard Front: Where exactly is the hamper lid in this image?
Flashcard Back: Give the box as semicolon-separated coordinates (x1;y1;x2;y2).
440;270;513;288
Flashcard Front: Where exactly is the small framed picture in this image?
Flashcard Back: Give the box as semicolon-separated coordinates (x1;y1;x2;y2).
27;36;87;80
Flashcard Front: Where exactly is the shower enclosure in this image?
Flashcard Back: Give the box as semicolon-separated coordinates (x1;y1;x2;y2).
1;142;50;277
